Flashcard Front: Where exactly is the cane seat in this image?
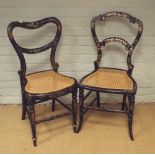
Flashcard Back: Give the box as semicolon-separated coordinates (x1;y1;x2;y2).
25;70;75;94
81;68;134;91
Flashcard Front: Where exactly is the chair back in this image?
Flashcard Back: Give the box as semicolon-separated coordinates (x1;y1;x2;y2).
7;17;62;75
91;11;143;75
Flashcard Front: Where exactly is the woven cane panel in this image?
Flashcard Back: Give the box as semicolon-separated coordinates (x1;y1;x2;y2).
25;70;74;94
82;68;133;90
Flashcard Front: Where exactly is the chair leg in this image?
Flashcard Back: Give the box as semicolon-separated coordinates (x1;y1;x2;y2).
28;103;37;147
127;94;135;141
22;94;27;120
122;94;126;111
19;71;27;120
96;92;100;108
52;98;56;112
76;88;84;133
72;88;77;133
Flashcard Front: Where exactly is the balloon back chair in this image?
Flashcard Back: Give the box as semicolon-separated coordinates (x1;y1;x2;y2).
7;17;77;146
77;11;143;140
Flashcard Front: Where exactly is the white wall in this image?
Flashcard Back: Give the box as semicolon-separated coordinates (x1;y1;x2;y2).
0;0;155;104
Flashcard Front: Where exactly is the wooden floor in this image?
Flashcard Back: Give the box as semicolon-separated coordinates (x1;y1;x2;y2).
0;103;155;153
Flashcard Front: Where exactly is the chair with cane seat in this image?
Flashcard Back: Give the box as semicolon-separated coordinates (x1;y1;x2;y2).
7;17;77;146
77;11;143;140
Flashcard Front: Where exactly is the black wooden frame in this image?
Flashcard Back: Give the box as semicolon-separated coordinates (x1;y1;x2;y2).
77;11;143;140
7;17;78;146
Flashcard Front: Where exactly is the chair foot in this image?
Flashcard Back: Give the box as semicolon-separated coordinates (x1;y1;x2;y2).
128;117;134;141
73;125;77;133
32;137;37;147
76;116;83;133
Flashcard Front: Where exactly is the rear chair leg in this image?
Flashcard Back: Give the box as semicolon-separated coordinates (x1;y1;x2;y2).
52;98;56;112
72;88;77;133
22;94;27;120
128;94;135;141
122;94;126;111
22;105;27;120
19;71;27;120
76;88;84;133
96;92;100;107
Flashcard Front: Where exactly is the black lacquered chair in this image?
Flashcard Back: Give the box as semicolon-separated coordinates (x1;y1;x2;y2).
77;11;143;140
7;17;77;146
